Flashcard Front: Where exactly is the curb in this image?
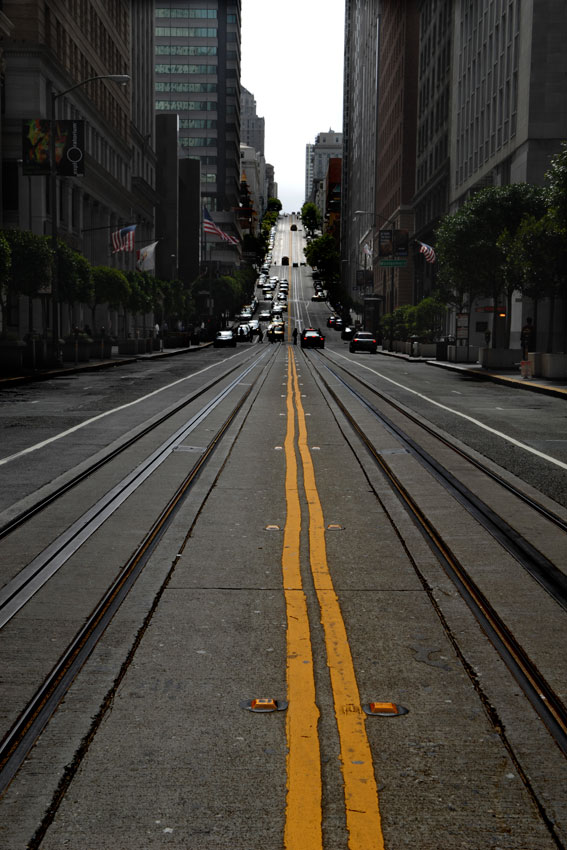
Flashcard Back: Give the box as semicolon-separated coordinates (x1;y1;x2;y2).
0;343;213;389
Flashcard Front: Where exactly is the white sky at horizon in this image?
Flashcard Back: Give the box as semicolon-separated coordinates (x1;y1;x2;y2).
240;0;345;213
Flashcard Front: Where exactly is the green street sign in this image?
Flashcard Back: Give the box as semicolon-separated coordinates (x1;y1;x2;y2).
379;259;408;267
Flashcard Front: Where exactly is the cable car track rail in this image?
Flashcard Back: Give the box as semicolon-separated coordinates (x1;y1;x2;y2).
0;349;273;796
0;347;265;541
301;349;567;757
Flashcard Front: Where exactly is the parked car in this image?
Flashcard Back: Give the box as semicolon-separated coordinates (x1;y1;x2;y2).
341;325;356;340
214;330;236;348
300;328;325;349
349;331;378;354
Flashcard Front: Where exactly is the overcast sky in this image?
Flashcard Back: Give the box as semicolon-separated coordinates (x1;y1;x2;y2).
240;0;345;213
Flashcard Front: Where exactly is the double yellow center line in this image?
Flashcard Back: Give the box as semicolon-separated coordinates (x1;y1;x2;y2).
282;353;385;849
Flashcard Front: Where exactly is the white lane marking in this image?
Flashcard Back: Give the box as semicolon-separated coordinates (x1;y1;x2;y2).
0;353;244;467
330;351;567;471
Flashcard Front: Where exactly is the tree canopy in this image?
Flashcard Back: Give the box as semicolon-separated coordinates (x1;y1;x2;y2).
300;202;320;236
435;183;547;309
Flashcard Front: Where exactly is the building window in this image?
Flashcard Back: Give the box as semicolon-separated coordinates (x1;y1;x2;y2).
155;8;217;18
155;64;216;74
155;27;217;37
155;45;217;55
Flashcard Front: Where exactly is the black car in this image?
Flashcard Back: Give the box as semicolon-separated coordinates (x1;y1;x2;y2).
349;331;378;354
333;317;344;331
214;330;236;348
341;325;356;340
300;329;325;349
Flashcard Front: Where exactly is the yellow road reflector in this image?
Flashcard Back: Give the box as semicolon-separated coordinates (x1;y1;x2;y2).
265;524;280;530
240;698;288;713
327;523;342;530
363;702;409;717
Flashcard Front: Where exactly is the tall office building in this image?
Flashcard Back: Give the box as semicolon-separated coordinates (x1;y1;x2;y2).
0;0;156;338
413;0;452;302
305;131;343;205
240;86;264;156
154;0;242;258
341;0;380;302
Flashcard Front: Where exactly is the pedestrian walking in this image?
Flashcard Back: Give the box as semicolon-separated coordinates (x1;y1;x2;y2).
258;327;264;343
520;317;534;359
292;327;298;345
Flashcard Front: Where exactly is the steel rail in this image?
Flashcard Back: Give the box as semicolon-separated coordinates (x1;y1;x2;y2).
0;348;272;797
0;353;268;629
305;352;567;756
320;350;567;533
0;348;266;541
317;353;567;605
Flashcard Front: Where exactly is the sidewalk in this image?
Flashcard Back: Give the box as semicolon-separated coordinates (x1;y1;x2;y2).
376;347;567;400
0;342;212;389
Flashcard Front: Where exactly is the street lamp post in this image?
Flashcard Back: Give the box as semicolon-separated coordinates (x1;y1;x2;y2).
50;74;130;363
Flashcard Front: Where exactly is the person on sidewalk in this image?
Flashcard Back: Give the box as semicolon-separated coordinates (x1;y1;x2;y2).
521;317;535;360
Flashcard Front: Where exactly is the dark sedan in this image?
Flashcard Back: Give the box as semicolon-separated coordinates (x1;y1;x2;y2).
214;330;236;348
341;325;356;340
349;331;378;354
300;329;325;349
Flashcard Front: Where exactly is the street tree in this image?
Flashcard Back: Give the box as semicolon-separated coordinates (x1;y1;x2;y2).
300;202;320;236
435;184;546;345
57;241;93;331
89;266;130;335
1;229;52;338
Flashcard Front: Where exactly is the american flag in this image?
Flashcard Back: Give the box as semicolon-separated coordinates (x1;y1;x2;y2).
417;240;436;263
203;207;238;244
111;224;136;253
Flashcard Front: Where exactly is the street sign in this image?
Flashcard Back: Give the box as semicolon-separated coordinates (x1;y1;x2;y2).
379;259;407;267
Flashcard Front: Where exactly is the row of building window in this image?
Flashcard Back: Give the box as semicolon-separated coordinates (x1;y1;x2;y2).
155;8;217;17
156;100;216;111
155;63;216;73
156;45;217;55
155;27;217;37
180;119;217;128
156;82;217;93
179;137;216;147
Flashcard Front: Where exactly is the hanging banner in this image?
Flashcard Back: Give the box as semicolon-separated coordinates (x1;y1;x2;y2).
22;119;85;176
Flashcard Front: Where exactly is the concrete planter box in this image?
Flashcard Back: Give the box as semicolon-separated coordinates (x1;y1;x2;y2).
92;338;113;359
528;352;542;377
0;339;26;374
118;339;139;355
449;344;479;363
62;340;91;362
478;347;521;368
541;353;567;379
419;343;438;359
